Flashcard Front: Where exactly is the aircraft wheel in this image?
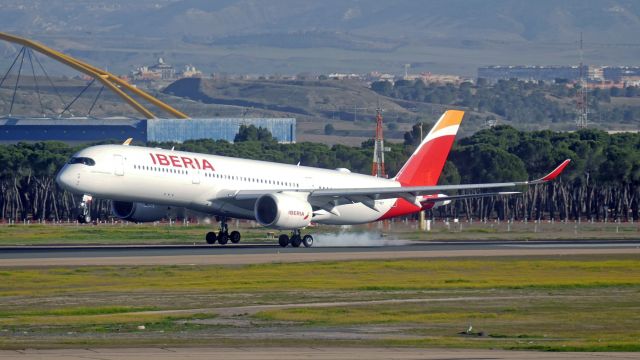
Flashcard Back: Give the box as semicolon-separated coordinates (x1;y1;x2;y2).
290;235;302;248
78;214;91;224
278;234;289;247
302;234;314;248
205;231;217;244
218;232;229;245
230;231;241;244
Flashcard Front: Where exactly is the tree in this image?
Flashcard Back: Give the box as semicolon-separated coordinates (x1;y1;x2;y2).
234;125;274;143
403;122;433;146
370;81;393;96
324;123;335;135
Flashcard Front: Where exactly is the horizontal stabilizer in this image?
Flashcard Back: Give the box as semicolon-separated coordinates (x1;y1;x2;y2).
421;191;521;203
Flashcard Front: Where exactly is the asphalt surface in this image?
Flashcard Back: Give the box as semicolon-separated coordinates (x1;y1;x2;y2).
0;239;639;266
2;347;638;360
0;239;639;258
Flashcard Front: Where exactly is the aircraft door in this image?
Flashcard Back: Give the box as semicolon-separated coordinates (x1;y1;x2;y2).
114;154;124;176
302;176;315;189
192;170;200;184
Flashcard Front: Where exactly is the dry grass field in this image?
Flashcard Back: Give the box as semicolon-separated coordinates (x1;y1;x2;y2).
0;255;638;351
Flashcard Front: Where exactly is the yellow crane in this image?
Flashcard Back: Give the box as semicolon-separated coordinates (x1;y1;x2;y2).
0;32;189;119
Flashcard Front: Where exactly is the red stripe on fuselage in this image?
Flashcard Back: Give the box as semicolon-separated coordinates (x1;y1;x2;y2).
378;198;420;220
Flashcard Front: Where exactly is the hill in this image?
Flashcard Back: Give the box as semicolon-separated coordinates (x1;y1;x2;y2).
3;76;638;146
1;1;639;75
164;78;640;145
163;78;419;145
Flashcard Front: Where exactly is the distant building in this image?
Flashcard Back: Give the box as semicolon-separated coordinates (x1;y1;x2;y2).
479;65;640;84
588;66;605;82
477;65;585;83
418;72;466;85
0;117;296;144
586;81;624;90
622;76;640;87
602;67;640;82
365;71;395;83
327;73;362;80
131;58;176;81
147;118;296;144
181;65;202;78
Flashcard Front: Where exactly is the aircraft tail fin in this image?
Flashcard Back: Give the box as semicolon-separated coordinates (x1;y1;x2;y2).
393;110;464;186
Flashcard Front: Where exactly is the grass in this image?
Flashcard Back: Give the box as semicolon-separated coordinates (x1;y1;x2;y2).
1;220;638;246
0;223;270;245
1;257;639;297
0;306;157;318
0;255;638;350
254;294;640;351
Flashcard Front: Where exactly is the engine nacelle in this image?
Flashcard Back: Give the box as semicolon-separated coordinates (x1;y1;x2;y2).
112;201;169;222
254;193;312;229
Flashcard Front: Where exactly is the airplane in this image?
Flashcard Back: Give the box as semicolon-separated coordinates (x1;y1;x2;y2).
55;110;570;248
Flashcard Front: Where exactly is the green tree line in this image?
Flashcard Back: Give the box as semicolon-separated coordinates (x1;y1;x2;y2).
371;78;640;125
1;124;639;222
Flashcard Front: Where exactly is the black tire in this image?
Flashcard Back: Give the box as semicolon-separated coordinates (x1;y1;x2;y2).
218;232;229;245
230;231;241;244
302;234;314;248
290;235;302;248
278;234;289;247
205;231;217;244
77;214;86;224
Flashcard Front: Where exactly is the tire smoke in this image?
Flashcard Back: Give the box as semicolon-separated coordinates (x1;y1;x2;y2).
312;231;415;247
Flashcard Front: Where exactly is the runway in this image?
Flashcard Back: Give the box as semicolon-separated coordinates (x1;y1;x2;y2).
1;239;639;266
1;347;637;360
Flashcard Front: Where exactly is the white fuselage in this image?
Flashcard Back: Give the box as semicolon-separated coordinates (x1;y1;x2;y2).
56;145;404;225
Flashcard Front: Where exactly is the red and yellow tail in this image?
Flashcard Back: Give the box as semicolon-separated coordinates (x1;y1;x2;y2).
394;110;464;186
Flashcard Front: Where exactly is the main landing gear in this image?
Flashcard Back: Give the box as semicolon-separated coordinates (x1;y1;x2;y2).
205;217;241;246
278;229;314;248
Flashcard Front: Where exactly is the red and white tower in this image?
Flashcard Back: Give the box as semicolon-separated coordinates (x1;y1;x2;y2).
576;32;588;129
371;107;387;178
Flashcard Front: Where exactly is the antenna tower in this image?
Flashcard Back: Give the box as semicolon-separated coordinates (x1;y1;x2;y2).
371;106;387;178
576;32;588;129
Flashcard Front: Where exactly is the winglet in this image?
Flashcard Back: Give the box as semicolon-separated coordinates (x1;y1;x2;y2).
122;138;133;146
531;159;571;184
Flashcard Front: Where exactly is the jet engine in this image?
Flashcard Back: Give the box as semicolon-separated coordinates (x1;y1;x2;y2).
254;193;312;229
112;201;170;222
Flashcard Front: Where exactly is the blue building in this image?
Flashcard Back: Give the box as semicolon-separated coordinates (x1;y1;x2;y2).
0;117;296;144
147;118;295;143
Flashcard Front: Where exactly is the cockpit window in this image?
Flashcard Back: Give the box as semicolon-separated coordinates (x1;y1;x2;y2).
68;157;95;166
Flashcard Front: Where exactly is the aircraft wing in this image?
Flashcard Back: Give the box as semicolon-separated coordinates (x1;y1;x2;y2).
420;191;521;204
231;159;570;206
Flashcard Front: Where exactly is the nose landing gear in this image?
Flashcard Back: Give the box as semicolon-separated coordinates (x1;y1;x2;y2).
76;195;93;224
205;217;241;246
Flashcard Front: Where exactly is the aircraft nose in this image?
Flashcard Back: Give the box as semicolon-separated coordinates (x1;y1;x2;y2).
56;166;74;191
